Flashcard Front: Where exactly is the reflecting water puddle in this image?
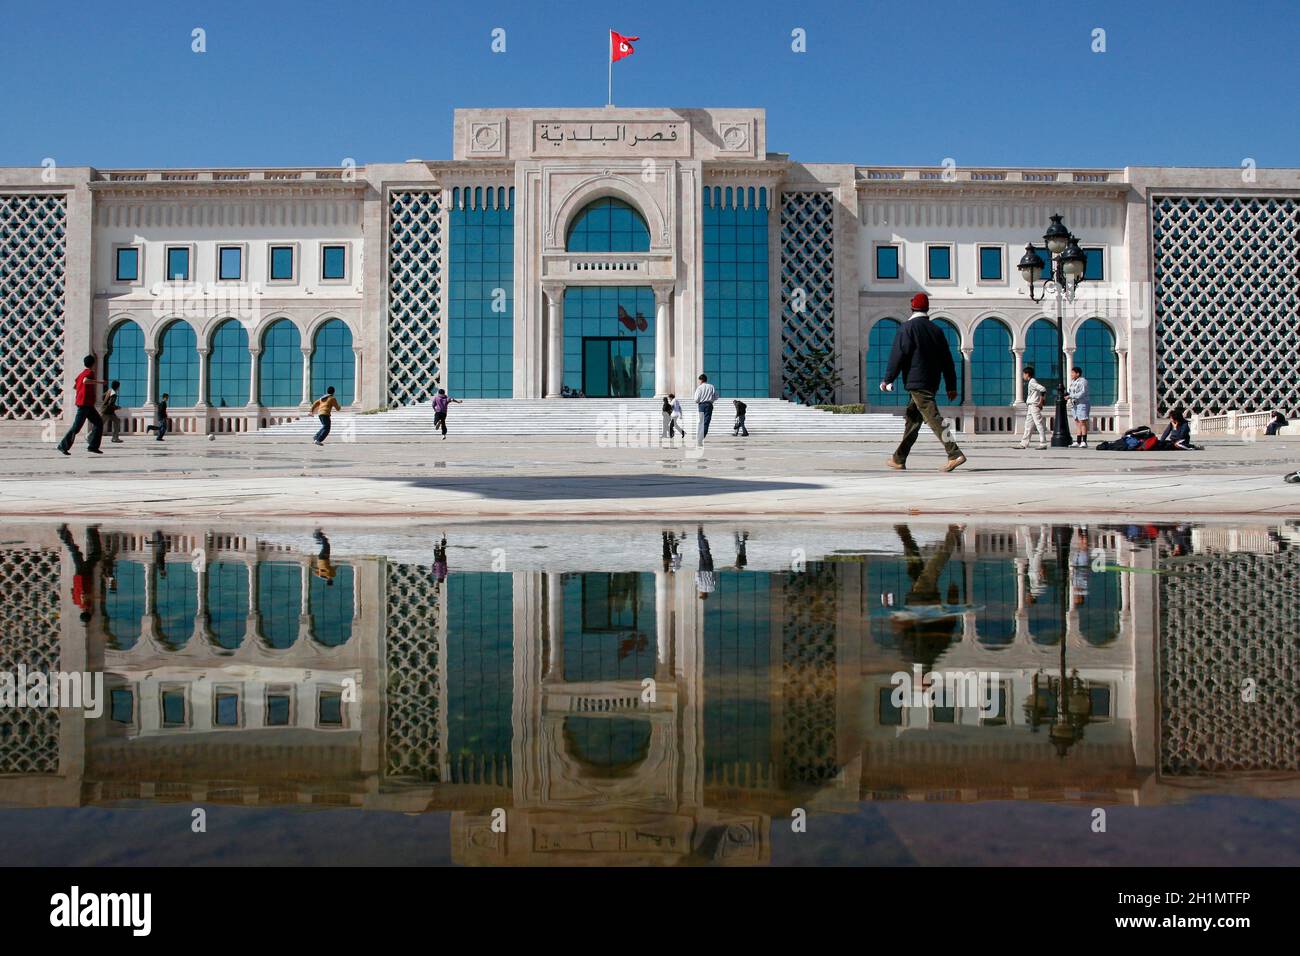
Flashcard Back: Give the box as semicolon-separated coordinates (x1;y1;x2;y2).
0;518;1296;866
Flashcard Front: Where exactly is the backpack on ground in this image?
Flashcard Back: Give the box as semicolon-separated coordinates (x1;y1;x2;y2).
1124;425;1155;441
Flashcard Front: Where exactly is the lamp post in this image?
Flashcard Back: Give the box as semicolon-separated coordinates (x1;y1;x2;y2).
1018;214;1088;447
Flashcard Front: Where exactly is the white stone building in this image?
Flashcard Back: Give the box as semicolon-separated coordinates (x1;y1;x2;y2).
1;107;1296;435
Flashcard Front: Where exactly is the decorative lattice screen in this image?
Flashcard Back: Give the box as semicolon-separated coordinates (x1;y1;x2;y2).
383;561;443;782
780;191;836;404
1159;548;1299;774
0;549;62;774
0;195;67;421
782;564;839;784
387;191;444;408
1152;196;1300;416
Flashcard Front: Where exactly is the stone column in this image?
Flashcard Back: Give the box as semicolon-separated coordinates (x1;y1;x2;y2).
1012;347;1025;403
1117;349;1129;404
352;347;363;407
247;346;261;407
654;569;671;673
300;346;313;407
543;283;565;398
195;347;210;409
546;571;564;679
144;348;158;412
653;283;673;396
960;347;973;406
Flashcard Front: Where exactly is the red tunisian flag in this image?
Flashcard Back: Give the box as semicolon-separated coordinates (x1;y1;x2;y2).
611;31;638;62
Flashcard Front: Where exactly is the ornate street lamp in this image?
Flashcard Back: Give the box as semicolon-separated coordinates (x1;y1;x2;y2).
1019;214;1089;447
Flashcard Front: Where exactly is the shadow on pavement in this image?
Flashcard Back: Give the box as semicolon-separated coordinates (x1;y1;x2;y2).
370;474;826;500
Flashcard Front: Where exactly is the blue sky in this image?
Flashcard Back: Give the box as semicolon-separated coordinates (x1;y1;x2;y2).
0;0;1295;169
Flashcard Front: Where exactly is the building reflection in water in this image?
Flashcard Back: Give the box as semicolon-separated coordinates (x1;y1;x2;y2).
0;520;1295;865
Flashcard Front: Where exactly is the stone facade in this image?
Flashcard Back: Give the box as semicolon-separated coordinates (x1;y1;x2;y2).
1;111;1296;435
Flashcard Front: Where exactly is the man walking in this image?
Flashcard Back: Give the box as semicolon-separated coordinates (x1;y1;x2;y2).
431;388;462;440
1015;365;1048;450
732;399;749;437
56;355;106;456
311;386;340;445
101;379;124;443
145;393;169;441
1067;367;1091;447
880;293;966;472
693;374;717;444
668;393;685;439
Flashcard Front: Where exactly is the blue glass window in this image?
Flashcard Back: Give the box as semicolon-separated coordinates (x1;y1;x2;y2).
259;319;302;406
563;286;656;397
115;247;139;282
1025;318;1063;394
1031;247;1053;280
205;560;248;649
156;321;199;406
166;247;190;281
102;560;145;651
876;245;899;280
321;245;347;280
565;197;650;252
270;245;294;281
106;320;148;407
218;246;242;281
310;564;354;647
207;319;250;407
1076;318;1118;404
318;691;343;726
703;187;769;396
972;560;1017;648
109;688;134;724
562;573;656;683
447;573;514;779
934;318;963;405
971;319;1013;405
310;319;354;405
161;689;187;726
928;245;952;281
215;692;240;726
448;187;514;398
155;562;198;651
703;572;772;770
979;246;1003;281
257;562;300;649
266;692;291;726
867;318;907;406
1084;248;1105;281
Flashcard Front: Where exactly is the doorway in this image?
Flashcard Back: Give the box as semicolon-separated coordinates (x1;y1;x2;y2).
582;337;638;398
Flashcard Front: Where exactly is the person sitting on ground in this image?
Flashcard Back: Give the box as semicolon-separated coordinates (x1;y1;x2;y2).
1265;410;1289;436
1157;408;1193;450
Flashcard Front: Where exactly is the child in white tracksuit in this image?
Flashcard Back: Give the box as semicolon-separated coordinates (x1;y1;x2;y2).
1017;366;1048;449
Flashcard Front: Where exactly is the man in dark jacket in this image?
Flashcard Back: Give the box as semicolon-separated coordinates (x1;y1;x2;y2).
880;293;966;472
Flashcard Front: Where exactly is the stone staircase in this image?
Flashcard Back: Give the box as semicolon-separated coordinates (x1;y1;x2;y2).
257;398;903;438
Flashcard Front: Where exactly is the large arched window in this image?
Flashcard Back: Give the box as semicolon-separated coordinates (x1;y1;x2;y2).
565;197;650;253
933;318;963;405
259;320;302;406
257;562;301;650
206;561;247;651
154;561;197;651
971;318;1014;405
1024;319;1063;395
102;560;145;650
310;564;354;647
866;318;907;407
106;320;148;407
208;319;250;407
156;321;199;406
1076;318;1118;405
971;561;1016;648
310;319;354;405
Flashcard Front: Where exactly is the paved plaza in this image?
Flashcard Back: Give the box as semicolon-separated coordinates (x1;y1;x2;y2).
4;431;1296;524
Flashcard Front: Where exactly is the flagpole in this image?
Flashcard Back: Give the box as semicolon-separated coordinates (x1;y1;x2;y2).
607;29;613;106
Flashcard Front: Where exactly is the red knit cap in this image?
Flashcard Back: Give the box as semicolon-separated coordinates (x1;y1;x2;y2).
911;293;929;312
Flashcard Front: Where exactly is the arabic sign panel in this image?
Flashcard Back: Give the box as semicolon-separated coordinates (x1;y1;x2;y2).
531;120;690;158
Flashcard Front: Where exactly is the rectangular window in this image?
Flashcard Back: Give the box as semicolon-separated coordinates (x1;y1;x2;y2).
270;245;295;281
876;244;900;280
1032;247;1053;280
161;688;187;727
878;687;902;726
266;691;292;726
215;691;240;726
927;245;952;281
109;688;134;724
318;690;344;726
1084;247;1105;281
115;247;139;282
166;247;190;281
218;246;242;281
321;245;347;280
979;246;1003;281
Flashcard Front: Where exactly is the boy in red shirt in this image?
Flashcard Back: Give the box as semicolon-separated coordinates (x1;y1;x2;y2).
57;355;106;455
